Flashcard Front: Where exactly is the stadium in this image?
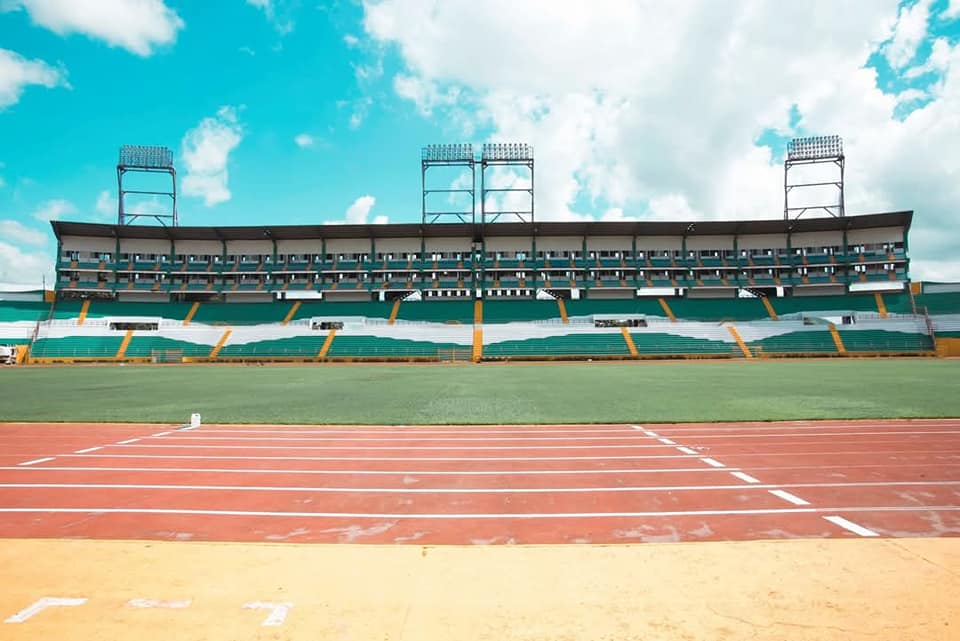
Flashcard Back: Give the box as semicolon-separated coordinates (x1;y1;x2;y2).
2;138;959;640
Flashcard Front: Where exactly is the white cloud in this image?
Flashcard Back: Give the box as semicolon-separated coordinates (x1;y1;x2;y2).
884;0;933;70
0;48;68;109
903;37;951;78
3;0;183;57
0;239;52;288
33;198;76;222
181;106;244;207
294;133;314;148
326;195;388;225
347;97;373;129
245;0;294;35
942;0;960;20
343;34;360;47
0;219;47;245
363;0;960;280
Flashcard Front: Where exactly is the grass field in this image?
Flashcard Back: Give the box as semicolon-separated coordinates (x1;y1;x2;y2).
1;358;958;424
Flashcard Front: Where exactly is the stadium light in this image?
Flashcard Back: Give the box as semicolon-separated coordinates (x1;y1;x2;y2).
118;145;175;169
786;135;842;161
422;143;474;162
481;143;533;161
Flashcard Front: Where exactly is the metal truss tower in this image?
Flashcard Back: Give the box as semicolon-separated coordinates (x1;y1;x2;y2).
421;144;476;224
117;144;178;226
784;135;844;220
481;143;534;225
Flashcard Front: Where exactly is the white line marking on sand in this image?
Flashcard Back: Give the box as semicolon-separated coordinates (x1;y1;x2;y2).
730;471;761;484
700;457;725;468
243;601;292;627
768;489;811;506
4;597;88;623
127;599;191;609
17;458;54;467
823;515;879;537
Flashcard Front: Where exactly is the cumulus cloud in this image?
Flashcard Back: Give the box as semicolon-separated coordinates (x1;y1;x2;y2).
884;0;933;70
0;239;51;288
181;106;244;207
364;0;960;279
2;0;183;57
294;133;314;148
326;195;388;225
0;48;68;109
245;0;294;35
945;0;960;19
32;198;77;222
0;219;47;245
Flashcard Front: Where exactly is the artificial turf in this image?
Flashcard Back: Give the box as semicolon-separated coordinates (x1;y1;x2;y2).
1;359;958;424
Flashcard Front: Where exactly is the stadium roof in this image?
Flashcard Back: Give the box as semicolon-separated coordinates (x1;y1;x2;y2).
51;211;912;241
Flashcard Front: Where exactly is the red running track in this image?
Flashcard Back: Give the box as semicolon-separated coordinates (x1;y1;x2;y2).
0;419;958;544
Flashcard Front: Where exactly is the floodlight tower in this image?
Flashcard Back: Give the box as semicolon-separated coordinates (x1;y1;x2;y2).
117;144;178;226
783;135;844;220
481;143;534;224
421;144;476;224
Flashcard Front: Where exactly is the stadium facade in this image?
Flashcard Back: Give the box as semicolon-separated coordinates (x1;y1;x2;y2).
50;211;910;303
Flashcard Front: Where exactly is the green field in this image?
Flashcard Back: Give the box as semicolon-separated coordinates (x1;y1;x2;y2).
1;359;958;424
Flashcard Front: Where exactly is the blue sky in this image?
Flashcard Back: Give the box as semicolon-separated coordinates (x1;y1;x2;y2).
1;0;959;286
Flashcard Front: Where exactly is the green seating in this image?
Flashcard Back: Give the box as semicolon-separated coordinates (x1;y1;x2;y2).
84;301;194;321
483;300;559;322
191;303;286;325
327;335;462;357
124;336;212;358
564;298;663;317
838;330;933;352
748;331;837;354
30;336;124;358
218;336;329;358
485;333;630;357
668;298;767;321
629;333;736;355
916;292;960;314
396;300;475;323
292;301;394;320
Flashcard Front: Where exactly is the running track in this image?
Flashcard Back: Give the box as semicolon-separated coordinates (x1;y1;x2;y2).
0;419;958;544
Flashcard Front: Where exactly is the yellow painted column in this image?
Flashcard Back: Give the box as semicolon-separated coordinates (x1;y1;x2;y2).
318;328;337;359
115;330;134;360
620;326;639;357
472;327;483;362
182;302;200;326
658;298;676;322
473;299;483;324
875;293;888;319
282;300;301;326
828;323;847;354
761;297;778;320
208;329;232;359
726;324;753;359
388;299;401;325
77;300;90;325
557;298;568;323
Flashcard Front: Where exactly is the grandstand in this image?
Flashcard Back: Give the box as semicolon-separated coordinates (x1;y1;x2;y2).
3;209;959;363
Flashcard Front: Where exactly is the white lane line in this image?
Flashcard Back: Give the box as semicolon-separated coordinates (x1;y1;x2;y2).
0;465;738;476
190;428;640;435
63;453;707;462
110;443;687;451
730;471;761;484
17;457;55;467
151;435;662;442
658;438;677;446
0;505;955;519
116;438;140;445
700;457;725;468
630;430;960;439
74;447;102;454
768;489;811;506
4;481;955;493
676;446;697;455
823;515;880;537
152;432;171;437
